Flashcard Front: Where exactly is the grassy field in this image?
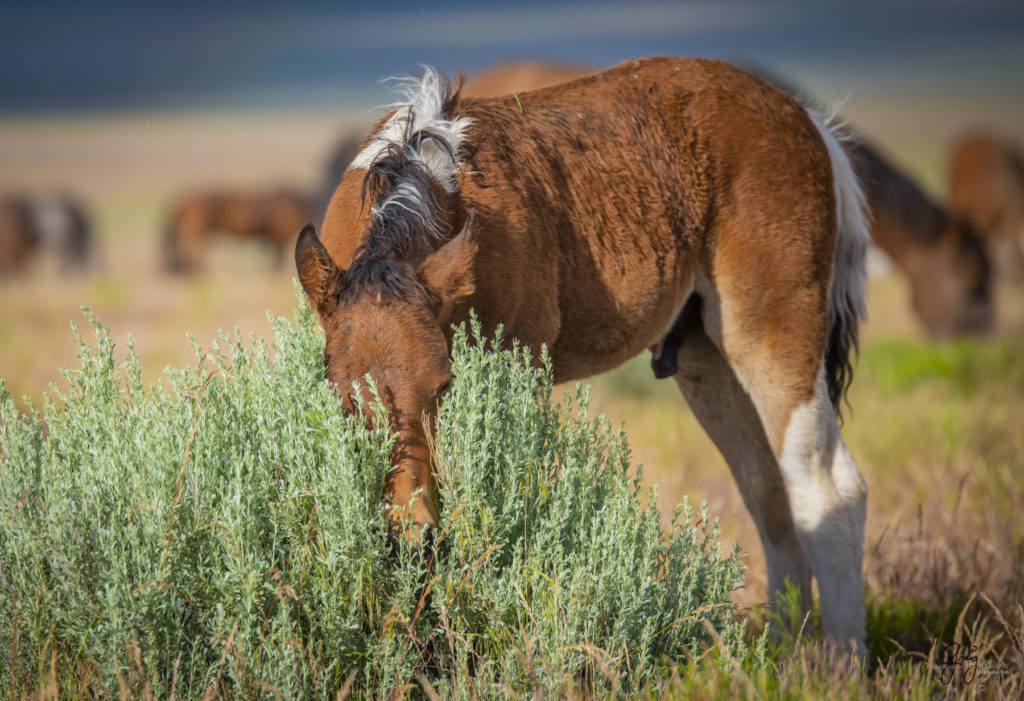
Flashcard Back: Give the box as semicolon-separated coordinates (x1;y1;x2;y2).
1;102;1023;696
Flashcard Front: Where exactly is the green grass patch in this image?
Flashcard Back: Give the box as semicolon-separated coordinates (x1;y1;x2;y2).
856;334;1020;397
865;590;972;662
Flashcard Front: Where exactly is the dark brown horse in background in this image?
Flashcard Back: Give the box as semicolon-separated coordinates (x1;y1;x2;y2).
949;130;1024;275
0;195;35;275
163;188;311;273
847;138;992;338
0;192;92;276
297;57;870;651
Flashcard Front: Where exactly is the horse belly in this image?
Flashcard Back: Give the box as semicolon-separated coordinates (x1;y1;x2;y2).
548;251;695;383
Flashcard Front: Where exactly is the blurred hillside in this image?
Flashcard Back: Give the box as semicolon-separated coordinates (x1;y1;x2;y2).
2;1;1022;115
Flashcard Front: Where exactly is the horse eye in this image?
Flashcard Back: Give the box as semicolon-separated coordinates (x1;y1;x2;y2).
342;391;357;412
436;379;452;399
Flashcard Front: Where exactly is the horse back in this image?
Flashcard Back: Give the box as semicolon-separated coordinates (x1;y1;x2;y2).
452;57;837;377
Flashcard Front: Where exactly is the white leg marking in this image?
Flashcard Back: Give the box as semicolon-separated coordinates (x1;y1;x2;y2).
778;369;866;651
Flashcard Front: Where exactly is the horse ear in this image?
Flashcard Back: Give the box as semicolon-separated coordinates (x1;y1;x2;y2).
418;215;477;314
295;224;339;315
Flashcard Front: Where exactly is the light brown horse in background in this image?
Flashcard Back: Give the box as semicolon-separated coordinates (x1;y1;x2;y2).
297;57;869;651
461;58;598;98
163;188;311;273
949;130;1024;274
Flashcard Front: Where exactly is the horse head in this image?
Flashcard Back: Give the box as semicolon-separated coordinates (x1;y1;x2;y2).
295;218;476;541
908;217;994;339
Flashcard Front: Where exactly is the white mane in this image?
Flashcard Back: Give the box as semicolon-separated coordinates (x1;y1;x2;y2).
347;67;471;239
350;67;471;194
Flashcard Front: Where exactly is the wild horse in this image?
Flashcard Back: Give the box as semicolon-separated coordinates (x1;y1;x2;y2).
296;57;869;651
164;188;311;273
464;58;993;338
949;130;1024;275
846;137;992;339
0;191;92;275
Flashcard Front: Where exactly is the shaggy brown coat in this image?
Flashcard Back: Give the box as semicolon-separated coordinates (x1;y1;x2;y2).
299;56;869;651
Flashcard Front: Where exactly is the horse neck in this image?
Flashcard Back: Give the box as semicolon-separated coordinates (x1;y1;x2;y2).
454;101;633;233
852;140;949;260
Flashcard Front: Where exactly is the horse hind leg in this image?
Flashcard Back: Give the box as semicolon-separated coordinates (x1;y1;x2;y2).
670;300;812;627
701;274;867;652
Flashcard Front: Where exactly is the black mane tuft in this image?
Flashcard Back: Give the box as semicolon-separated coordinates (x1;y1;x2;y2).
359;138;441;259
343;70;466;300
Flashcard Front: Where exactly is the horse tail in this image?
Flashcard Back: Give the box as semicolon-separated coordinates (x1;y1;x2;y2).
809;110;869;416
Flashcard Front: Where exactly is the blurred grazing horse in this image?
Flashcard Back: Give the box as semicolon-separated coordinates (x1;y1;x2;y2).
0;195;35;275
297;57;870;651
0;192;92;275
949;130;1024;274
316;136;363;226
163;188;311;273
461;58;598;98
847;138;992;338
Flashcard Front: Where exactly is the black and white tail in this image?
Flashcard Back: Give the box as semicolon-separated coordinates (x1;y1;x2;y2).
809;111;869;413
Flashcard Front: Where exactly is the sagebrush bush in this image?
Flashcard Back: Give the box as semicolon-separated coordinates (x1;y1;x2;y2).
0;289;752;698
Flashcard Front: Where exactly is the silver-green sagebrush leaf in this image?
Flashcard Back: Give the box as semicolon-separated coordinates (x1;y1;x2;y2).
0;282;753;698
